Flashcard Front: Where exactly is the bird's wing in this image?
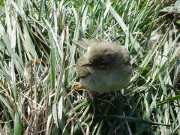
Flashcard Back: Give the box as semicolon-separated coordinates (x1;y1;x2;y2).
72;40;88;49
89;38;104;42
72;38;104;50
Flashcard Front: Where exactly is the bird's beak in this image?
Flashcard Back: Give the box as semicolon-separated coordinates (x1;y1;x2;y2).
81;62;92;67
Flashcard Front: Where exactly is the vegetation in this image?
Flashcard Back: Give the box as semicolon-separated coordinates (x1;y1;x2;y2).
0;0;179;134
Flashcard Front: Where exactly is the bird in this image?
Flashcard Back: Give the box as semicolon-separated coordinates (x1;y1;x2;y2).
73;38;132;94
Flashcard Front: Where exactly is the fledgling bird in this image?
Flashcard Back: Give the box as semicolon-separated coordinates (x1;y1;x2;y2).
73;38;132;93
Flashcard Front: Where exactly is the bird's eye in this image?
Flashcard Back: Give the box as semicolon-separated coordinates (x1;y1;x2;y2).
98;63;105;67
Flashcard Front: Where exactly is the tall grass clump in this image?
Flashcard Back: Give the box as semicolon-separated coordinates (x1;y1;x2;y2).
0;0;179;134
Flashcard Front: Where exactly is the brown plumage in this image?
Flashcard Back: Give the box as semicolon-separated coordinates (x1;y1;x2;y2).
74;38;132;93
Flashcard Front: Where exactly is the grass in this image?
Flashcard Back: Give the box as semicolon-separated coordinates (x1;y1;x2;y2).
0;0;180;134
